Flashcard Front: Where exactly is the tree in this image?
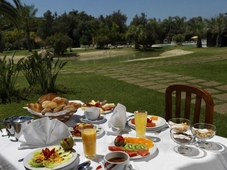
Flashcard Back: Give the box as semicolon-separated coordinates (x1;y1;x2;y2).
205;13;227;47
36;10;55;41
18;4;38;52
0;0;21;27
162;16;174;43
126;13;148;49
186;16;206;48
46;33;73;56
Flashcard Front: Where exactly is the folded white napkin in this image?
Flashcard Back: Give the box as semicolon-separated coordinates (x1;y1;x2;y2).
18;117;71;149
107;103;127;135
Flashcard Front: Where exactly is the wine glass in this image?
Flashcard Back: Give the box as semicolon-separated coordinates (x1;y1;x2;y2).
170;129;195;154
191;123;216;149
168;118;191;133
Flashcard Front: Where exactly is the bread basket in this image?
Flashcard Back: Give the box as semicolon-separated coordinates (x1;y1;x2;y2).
23;107;77;123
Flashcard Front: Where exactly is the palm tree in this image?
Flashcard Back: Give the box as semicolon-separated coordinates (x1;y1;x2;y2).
0;0;21;27
205;13;227;47
162;16;174;43
126;24;145;49
186;16;206;48
18;4;38;52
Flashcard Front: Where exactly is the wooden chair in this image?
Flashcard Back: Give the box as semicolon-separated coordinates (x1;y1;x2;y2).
165;84;214;124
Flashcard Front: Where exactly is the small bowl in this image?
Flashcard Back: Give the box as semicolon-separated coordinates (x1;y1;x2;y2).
84;107;100;120
191;123;216;140
168;118;191;132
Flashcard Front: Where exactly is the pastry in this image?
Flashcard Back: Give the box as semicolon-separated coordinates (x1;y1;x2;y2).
38;93;58;104
43;101;58;109
53;105;65;113
52;97;65;106
41;108;52;115
27;103;42;113
68;102;81;109
63;105;77;112
41;100;50;108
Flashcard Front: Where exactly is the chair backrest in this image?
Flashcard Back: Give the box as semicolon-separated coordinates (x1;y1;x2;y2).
165;84;214;124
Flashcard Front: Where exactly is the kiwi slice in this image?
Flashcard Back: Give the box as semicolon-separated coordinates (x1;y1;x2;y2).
123;143;134;151
138;144;148;150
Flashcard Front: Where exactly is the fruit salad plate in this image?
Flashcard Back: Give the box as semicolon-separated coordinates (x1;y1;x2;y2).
23;145;78;170
108;136;157;160
128;115;167;131
69;124;104;140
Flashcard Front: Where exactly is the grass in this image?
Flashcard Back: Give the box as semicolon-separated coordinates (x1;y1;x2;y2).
0;46;227;137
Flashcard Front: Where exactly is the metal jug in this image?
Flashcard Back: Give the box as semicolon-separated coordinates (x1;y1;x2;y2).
1;116;33;141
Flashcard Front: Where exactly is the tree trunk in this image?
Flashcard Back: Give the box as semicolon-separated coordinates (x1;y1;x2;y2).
216;34;222;47
196;37;202;48
26;29;32;52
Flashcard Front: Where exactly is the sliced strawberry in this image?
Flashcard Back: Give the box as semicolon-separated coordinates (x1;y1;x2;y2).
137;150;149;157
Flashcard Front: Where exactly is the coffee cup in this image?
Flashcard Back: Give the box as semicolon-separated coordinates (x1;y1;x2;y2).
103;151;131;170
84;107;100;120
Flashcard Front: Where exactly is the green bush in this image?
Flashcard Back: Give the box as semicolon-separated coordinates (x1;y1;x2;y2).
0;53;22;103
46;33;73;56
19;51;68;94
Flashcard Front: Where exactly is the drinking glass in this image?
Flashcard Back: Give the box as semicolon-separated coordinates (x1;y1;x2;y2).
191;123;216;149
81;126;96;159
170;129;195;154
168;118;191;133
134;110;147;138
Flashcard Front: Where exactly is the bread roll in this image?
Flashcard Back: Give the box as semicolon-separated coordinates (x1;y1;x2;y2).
62;98;69;105
27;103;42;113
44;101;58;109
52;97;65;106
53;105;65;113
38;93;58;104
68;102;81;109
63;105;77;112
41;108;52;115
42;100;50;108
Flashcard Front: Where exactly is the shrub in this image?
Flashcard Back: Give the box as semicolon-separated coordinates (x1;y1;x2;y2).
46;33;73;56
0;53;22;103
19;51;68;94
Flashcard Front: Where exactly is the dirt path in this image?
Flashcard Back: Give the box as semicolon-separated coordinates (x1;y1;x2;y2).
0;49;192;62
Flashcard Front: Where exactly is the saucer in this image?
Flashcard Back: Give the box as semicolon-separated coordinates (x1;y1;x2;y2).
80;116;106;124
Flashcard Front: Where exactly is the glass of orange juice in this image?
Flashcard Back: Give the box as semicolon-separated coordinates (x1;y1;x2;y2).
134;110;147;138
81;126;96;159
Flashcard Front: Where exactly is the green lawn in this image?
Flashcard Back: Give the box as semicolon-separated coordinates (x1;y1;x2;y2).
0;46;227;137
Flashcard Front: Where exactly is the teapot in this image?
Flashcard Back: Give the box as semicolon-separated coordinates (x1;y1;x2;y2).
1;116;33;141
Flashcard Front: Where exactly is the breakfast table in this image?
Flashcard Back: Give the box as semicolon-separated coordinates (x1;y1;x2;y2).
0;101;227;170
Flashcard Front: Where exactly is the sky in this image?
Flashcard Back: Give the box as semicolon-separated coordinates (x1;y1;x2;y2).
10;0;227;24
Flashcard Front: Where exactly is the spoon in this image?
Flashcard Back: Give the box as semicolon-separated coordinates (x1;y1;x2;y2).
77;160;91;170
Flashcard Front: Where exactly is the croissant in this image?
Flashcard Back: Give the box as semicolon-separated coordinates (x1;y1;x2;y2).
27;103;42;113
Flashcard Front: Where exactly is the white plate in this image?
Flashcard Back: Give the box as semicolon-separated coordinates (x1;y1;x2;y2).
128;115;167;131
23;146;78;170
128;143;157;160
108;142;157;160
70;124;105;140
80;116;106;124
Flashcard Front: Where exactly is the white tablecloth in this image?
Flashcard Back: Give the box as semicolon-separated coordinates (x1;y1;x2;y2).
0;105;227;170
